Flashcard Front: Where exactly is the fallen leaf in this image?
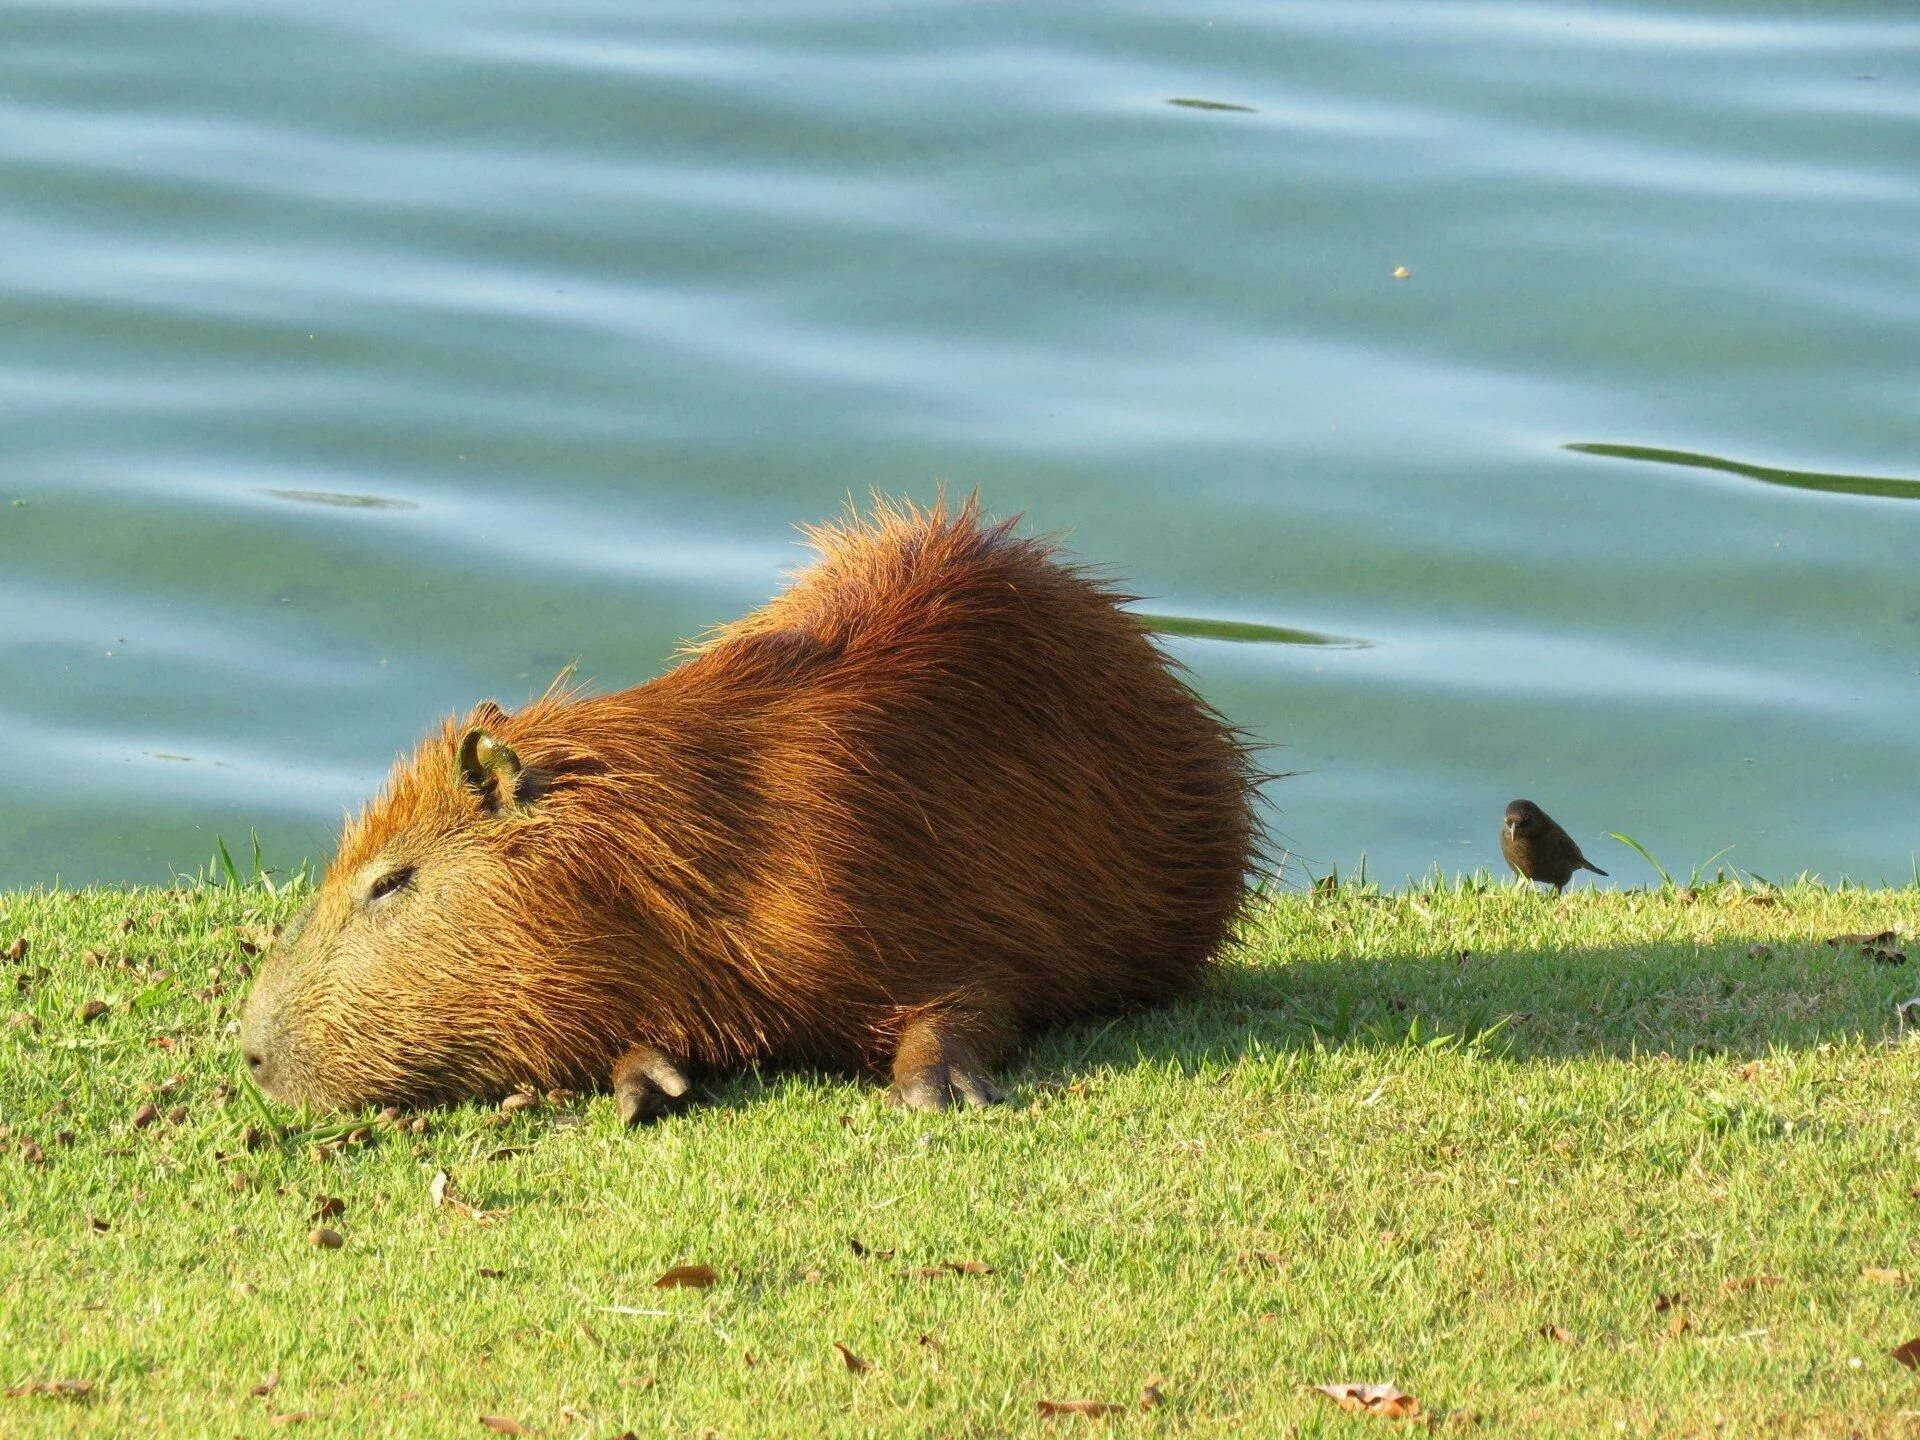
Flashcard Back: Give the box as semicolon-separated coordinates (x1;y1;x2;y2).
945;1259;992;1276
499;1093;538;1116
918;1333;944;1355
653;1264;717;1290
848;1237;895;1260
1038;1398;1126;1418
1236;1249;1285;1268
831;1342;872;1374
1539;1324;1577;1346
3;1379;95;1399
308;1227;344;1250
477;1267;506;1279
251;1372;280;1397
88;1215;110;1233
1746;944;1773;960
312;1196;345;1222
1735;1061;1762;1081
1139;1378;1165;1411
1863;1268;1909;1285
1892;1337;1920;1369
1828;930;1896;947
269;1413;313;1427
429;1171;452;1207
480;1418;528;1435
1312;1383;1421;1419
78;1000;109;1022
1667;1309;1691;1338
1721;1274;1783;1292
1868;948;1909;966
3;937;26;961
1654;1292;1682;1312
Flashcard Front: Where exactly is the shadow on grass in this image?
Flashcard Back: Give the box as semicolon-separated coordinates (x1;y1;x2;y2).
1005;911;1917;1090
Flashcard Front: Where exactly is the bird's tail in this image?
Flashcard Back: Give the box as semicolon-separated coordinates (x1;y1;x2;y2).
1581;860;1609;877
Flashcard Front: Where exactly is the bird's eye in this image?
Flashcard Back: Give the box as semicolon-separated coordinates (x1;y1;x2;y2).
367;866;415;904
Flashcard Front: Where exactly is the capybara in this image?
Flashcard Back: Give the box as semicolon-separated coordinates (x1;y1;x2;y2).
239;497;1262;1120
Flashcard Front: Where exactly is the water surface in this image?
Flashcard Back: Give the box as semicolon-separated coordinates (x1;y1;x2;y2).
2;2;1917;888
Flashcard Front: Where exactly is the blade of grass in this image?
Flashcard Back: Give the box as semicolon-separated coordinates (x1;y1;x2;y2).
1607;832;1673;888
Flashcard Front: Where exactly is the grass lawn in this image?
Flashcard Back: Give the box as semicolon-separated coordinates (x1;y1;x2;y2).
4;877;1920;1437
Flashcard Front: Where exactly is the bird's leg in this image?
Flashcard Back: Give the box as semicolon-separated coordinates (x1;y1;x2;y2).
611;1042;697;1127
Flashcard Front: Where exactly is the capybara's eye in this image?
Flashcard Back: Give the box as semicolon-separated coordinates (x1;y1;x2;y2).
366;866;415;904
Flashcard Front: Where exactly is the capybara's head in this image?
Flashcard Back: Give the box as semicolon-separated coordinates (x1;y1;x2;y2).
239;699;631;1111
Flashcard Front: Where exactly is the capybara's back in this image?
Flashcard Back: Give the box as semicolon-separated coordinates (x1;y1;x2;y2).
240;497;1262;1118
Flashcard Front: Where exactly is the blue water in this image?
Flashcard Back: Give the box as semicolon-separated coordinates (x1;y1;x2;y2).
2;2;1917;888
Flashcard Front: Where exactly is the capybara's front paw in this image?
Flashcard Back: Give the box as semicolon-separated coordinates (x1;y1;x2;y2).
611;1043;694;1127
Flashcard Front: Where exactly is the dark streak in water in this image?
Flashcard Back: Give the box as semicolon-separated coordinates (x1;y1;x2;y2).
264;488;419;511
1167;97;1257;113
1567;443;1920;502
1135;612;1370;649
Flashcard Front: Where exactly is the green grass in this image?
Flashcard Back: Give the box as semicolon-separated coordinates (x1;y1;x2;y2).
4;878;1920;1437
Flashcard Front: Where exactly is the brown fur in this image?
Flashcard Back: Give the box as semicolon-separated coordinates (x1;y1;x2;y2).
239;497;1263;1111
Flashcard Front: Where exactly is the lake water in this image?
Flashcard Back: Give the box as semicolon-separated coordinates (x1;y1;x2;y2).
2;2;1917;891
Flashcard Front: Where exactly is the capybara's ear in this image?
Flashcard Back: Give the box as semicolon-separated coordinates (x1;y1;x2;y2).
457;726;526;813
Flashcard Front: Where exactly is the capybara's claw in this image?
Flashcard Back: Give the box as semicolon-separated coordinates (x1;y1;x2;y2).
611;1043;693;1128
888;1063;1005;1112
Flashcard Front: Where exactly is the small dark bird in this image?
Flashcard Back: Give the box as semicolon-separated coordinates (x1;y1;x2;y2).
1501;799;1608;893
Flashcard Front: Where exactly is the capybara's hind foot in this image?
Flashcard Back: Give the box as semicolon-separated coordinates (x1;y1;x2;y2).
611;1043;694;1127
888;1012;1007;1112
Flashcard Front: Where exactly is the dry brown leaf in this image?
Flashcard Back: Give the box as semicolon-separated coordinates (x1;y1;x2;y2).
87;1216;110;1233
653;1263;717;1290
1828;930;1897;947
831;1342;872;1374
944;1259;993;1276
1863;1268;1909;1285
1236;1249;1285;1268
1138;1378;1165;1411
499;1093;538;1116
1539;1324;1577;1346
1312;1383;1421;1419
250;1372;280;1397
1721;1274;1783;1293
78;1000;109;1022
269;1413;313;1428
311;1196;345;1222
1653;1291;1681;1312
429;1171;452;1207
4;1379;95;1399
3;937;26;962
1037;1398;1126;1418
1892;1337;1920;1369
1735;1062;1762;1081
1667;1309;1691;1338
308;1227;344;1250
848;1237;894;1259
477;1267;506;1279
480;1417;528;1435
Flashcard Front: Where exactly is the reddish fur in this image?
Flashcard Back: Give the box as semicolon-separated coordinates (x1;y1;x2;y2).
241;497;1262;1109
